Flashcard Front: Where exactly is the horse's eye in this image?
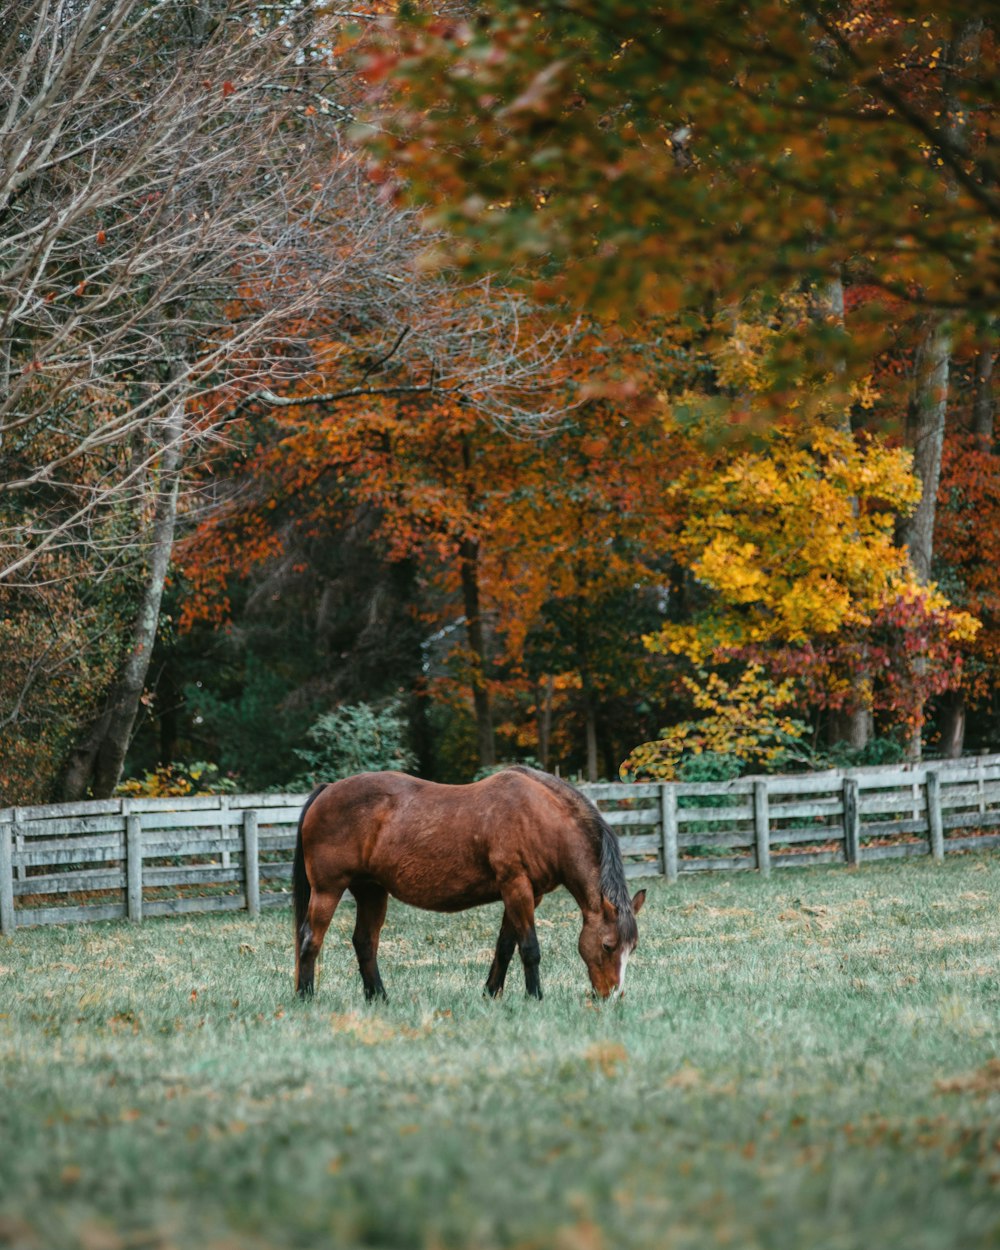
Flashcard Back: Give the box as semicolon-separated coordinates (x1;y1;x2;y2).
602;941;614;953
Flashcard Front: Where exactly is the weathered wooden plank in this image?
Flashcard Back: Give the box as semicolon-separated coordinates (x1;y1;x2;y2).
860;842;928;862
15;835;125;867
143;895;246;918
0;823;15;935
771;849;846;869
927;762;1000;786
243;810;260;920
231;793;309;809
927;771;944;863
854;767;928;789
141;835;242;858
14;902;128;927
134;810;242;831
259;834;297;852
602;807;660;828
765;772;842;796
858;818;928;838
661;785;678;884
259;862;294;881
624;860;660;880
582;783;662;801
768;798;844;820
768;824;844;845
843;778;861;865
5;799;123;821
13;869;124;896
618;834;661;855
675;780;754;798
142;866;245;887
13;816;127;838
678;856;754;873
859;791;929;816
944;833;1000;853
126;810;142;922
754;779;770;878
939;781;1000;809
120;795;225;813
244;808;302;825
676;804;754;825
678;831;755;850
941;808;1000;831
261;891;293;910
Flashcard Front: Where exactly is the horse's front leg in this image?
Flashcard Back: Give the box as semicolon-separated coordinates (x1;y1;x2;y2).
351;880;389;1002
484;910;518;998
499;878;543;1000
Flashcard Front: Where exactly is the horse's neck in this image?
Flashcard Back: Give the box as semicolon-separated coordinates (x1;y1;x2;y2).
562;841;604;917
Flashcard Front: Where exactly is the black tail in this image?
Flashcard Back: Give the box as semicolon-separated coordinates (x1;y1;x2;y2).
293;784;328;949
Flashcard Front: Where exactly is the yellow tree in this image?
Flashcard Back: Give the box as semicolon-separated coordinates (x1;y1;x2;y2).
624;425;978;778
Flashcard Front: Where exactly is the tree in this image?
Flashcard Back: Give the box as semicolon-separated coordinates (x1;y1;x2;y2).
2;0;571;798
638;425;978;761
371;2;998;320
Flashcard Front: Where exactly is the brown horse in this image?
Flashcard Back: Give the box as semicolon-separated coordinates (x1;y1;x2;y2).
292;765;645;1000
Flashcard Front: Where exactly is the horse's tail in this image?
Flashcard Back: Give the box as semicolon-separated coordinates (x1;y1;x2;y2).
293;784;328;953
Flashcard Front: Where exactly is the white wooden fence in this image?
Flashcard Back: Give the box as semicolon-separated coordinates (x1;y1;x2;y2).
2;756;1000;931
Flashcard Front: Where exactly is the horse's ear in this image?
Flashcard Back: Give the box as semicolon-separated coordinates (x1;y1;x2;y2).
601;896;617;923
631;889;646;915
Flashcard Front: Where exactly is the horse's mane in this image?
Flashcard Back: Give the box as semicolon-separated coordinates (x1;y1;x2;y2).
507;766;638;945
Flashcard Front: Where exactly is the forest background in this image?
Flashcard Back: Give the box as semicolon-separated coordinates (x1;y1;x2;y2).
2;0;998;805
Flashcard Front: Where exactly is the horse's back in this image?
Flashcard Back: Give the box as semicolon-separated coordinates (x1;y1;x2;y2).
301;769;578;911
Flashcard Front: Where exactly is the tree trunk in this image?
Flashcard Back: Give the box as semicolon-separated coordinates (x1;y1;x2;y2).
903;315;951;584
61;363;186;799
817;267;873;753
828;705;873;753
458;537;495;770
536;674;554;770
584;695;599;783
937;689;966;759
972;340;996;448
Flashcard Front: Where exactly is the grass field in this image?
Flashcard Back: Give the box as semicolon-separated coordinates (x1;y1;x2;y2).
2;856;1000;1250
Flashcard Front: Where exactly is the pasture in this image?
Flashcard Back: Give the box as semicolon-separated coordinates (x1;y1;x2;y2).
1;856;999;1250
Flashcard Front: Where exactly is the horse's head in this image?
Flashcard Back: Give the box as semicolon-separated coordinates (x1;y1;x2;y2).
578;889;646;998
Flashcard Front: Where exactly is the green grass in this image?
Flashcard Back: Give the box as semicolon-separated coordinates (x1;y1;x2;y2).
2;856;1000;1250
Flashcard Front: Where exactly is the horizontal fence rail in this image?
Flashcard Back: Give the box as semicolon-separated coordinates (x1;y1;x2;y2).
2;755;1000;931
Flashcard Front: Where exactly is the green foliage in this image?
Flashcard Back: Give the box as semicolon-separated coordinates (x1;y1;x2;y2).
676;751;744;784
183;655;313;791
292;700;415;786
775;734;908;774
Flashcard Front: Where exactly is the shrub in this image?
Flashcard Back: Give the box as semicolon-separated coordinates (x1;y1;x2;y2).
292;701;415;787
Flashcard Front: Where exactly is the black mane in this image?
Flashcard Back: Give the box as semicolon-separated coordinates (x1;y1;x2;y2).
508;766;637;945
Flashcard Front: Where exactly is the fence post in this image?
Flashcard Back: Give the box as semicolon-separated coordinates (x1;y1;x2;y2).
754;779;771;877
125;803;143;922
659;784;678;884
0;820;15;935
842;777;861;866
926;770;944;862
243;809;260;918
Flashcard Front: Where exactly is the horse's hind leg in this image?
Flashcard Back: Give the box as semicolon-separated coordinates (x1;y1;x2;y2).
499;877;543;1000
484;910;517;998
297;887;344;997
350;881;389;1002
